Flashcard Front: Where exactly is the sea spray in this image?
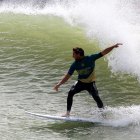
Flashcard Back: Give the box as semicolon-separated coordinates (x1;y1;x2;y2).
91;105;140;127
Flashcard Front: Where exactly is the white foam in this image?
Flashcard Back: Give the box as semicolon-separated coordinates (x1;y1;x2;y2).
94;105;140;127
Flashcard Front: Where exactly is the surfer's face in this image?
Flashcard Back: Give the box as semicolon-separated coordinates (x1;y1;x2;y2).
72;47;84;60
73;51;82;60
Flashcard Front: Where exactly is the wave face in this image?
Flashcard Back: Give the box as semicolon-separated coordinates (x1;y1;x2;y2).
1;0;140;79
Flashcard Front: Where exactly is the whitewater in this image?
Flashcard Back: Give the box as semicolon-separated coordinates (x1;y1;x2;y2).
0;0;140;140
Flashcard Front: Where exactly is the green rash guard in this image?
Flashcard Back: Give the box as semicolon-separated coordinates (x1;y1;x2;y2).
68;52;103;83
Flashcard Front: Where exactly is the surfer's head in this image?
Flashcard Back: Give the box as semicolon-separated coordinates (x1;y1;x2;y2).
73;47;84;60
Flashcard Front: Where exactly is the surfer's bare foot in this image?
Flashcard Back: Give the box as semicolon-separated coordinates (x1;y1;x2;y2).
61;111;70;117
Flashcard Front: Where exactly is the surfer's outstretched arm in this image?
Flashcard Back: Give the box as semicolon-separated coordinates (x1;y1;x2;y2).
54;74;71;91
101;43;122;56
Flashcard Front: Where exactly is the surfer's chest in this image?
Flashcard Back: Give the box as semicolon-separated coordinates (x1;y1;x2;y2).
75;59;94;70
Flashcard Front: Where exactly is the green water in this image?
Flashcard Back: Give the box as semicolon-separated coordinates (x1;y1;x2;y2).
0;13;140;140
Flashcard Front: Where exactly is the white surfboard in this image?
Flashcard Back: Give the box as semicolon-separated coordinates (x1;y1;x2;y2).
26;111;100;123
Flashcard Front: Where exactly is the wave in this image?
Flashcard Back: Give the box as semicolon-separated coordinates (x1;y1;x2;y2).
1;0;140;81
92;105;140;127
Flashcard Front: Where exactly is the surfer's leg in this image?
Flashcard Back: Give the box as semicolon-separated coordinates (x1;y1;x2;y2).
67;81;84;113
88;82;104;108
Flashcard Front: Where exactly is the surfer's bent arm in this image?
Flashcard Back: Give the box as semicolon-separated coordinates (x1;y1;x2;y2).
54;74;71;91
101;43;122;56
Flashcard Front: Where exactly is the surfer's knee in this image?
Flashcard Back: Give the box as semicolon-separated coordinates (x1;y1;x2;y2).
67;90;75;99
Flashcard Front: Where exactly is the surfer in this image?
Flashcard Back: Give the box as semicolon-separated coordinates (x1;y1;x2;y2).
54;43;122;117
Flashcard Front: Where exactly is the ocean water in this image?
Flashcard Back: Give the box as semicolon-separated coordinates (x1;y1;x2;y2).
0;0;140;140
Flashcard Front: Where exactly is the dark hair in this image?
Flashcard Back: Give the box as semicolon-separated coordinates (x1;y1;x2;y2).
73;47;84;56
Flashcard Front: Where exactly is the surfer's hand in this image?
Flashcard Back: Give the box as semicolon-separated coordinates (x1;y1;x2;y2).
54;84;60;91
114;43;123;48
